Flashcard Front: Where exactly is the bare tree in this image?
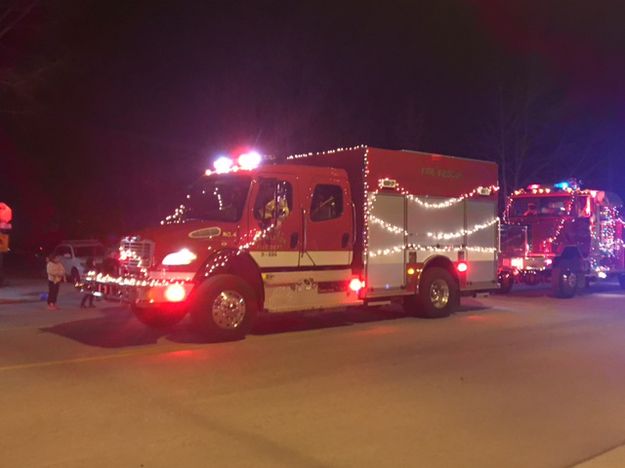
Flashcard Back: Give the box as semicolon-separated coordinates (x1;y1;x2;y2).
486;76;606;196
0;0;58;114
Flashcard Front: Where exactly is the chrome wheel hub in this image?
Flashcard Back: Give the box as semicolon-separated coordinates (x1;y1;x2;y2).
211;290;246;329
430;279;450;309
564;271;577;288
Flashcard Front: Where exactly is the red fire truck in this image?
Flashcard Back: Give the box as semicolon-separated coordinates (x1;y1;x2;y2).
86;146;500;339
499;180;625;297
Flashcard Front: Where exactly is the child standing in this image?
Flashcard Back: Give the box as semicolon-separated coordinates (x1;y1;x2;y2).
46;255;65;310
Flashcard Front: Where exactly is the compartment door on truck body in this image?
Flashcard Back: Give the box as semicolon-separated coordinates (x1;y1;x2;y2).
367;193;406;290
406;196;464;269
464;199;498;288
300;176;353;267
248;175;301;268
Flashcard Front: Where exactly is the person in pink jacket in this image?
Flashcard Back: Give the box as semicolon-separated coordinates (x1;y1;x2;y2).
46;255;65;310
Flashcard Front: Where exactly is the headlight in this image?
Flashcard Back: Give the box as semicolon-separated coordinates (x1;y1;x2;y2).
162;248;197;266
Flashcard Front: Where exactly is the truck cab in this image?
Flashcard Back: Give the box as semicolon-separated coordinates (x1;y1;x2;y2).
92;161;360;336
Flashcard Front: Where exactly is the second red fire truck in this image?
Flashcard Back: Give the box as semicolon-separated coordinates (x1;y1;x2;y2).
499;180;625;297
85;146;500;339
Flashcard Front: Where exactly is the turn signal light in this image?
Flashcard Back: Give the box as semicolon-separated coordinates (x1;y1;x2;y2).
164;283;187;302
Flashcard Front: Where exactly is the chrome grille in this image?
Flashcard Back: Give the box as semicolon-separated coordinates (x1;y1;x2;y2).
119;237;154;269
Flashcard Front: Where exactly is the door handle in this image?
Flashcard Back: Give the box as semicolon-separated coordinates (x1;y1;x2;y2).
341;233;349;248
290;232;299;249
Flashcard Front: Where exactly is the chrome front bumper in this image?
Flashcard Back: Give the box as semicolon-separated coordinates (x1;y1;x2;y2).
80;272;196;306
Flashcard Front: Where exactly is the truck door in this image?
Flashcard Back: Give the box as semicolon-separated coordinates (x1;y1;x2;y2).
301;180;353;267
248;176;301;268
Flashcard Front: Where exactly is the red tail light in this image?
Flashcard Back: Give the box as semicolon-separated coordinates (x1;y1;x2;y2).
456;261;468;273
349;278;365;292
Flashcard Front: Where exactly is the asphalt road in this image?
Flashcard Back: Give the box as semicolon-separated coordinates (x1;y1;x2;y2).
2;280;625;468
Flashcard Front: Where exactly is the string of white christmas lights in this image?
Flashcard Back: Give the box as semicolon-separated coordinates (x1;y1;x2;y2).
85;271;190;288
368;215;408;235
376;179;499;209
369;215;499;240
427;218;499;240
541;191;576;249
363;147;371;263
161;204;187;225
368;244;497;258
285;144;367;160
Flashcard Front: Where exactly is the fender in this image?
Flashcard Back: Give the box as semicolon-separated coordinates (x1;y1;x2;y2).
194;249;265;306
414;254;459;293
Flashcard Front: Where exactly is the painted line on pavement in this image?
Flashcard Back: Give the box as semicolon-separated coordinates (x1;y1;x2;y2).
0;344;203;373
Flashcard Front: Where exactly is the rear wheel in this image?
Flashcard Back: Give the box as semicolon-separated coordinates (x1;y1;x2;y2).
406;267;458;318
189;274;258;340
496;271;514;294
551;267;578;298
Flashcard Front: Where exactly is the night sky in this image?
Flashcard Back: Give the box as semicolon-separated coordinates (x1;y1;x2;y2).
2;0;625;250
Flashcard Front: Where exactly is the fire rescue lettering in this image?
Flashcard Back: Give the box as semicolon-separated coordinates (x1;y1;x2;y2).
421;167;463;179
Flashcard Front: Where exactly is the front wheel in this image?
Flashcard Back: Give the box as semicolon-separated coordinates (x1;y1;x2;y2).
551;267;578;298
406;267;459;318
189;274;258;340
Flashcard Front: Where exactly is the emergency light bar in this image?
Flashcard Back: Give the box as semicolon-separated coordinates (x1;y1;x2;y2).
526;179;580;192
206;150;263;176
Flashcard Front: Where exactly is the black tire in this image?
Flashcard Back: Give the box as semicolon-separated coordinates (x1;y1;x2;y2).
406;267;459;318
189;274;258;340
496;271;514;294
551;267;578;298
619;275;625;290
132;304;188;329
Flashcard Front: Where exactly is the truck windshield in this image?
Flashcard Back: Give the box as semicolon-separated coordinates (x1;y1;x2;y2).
509;196;572;217
184;176;251;222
